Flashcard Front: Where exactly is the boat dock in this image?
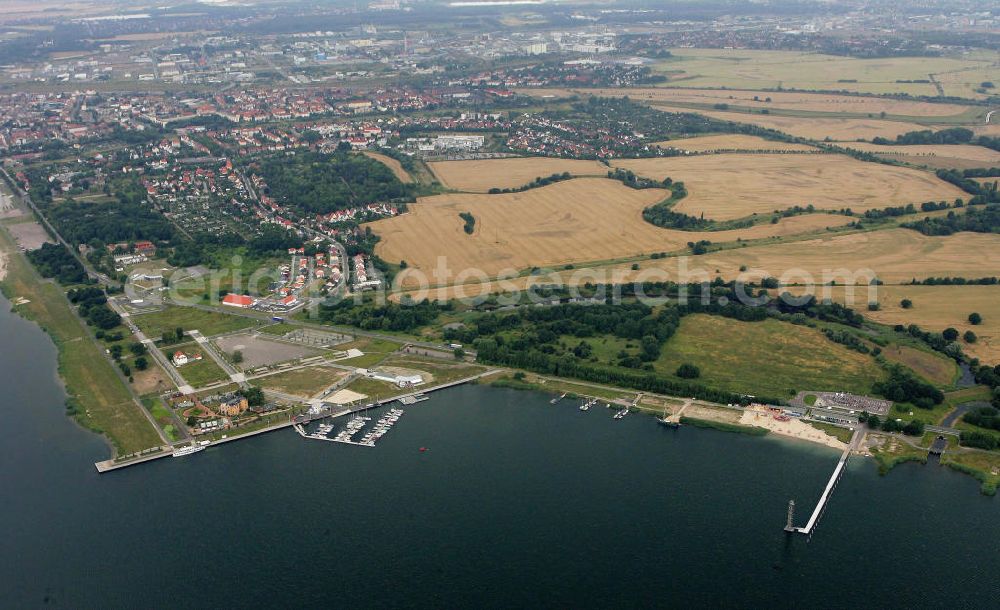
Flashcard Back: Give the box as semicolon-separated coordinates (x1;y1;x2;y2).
94;370;499;473
785;426;864;538
399;393;429;405
297;408;405;447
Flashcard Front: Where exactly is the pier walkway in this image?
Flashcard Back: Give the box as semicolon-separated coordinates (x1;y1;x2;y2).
786;427;864;538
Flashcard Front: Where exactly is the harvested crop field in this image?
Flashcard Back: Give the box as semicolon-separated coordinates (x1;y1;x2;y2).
606;229;1000;286
655;134;817;152
428;157;609;192
362;151;413;183
611;154;963;220
838;143;1000;169
398;228;1000;301
370;177;854;283
789;284;1000;364
523;87;972;117
652;105;933;141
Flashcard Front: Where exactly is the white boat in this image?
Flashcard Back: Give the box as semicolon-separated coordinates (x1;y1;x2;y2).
172;445;205;457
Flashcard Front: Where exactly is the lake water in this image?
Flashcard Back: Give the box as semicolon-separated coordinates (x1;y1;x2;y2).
1;293;998;609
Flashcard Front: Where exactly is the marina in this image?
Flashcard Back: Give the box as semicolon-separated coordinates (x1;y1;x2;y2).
297;407;406;447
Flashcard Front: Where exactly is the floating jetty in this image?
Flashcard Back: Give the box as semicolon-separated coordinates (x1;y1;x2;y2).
399;393;429;406
550;393;567;404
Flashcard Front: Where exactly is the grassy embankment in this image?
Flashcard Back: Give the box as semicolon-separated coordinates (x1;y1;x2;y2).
0;228;162;456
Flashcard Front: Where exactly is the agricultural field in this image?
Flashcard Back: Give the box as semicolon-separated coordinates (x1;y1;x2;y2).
655;134;817;152
653;314;885;398
523;86;974;118
610;154;964;220
362;151;413;183
428;157;609;192
596;229;1000;288
651;105;935;141
848;285;999;364
371;177;854;281
837;143;1000;170
649;48;997;98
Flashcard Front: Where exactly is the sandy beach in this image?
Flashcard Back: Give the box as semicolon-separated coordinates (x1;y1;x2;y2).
739;407;848;450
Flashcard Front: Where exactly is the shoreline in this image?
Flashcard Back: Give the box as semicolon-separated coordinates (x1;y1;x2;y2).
739;407;850;450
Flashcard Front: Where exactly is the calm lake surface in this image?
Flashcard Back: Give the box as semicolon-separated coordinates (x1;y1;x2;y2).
1;293;998;609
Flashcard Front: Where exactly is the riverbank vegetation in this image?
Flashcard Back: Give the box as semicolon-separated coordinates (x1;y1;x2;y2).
0;228;161;455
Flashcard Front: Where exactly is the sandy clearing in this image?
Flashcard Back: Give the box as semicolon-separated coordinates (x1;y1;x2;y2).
655;134;817;152
370;177;856;283
521;87;973;117
611;154;964;220
740;408;848;450
652;104;935;141
327;388;367;404
428;157;609;192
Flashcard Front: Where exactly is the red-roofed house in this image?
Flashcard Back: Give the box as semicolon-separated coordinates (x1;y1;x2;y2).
222;294;255;308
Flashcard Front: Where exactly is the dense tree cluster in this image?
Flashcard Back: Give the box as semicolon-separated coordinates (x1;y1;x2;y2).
872;127;974;146
872;365;944;408
68;286;121;330
902;205;1000;236
318;298;448;332
27;243;87;285
459;212;476;235
258;150;414;215
488;172;572;194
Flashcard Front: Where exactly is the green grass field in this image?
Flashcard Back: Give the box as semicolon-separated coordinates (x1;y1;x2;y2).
880;344;958;387
337;337;403;368
162;344;230;387
652;48;996;98
345;376;399;400
133;305;258;339
0;229;162;456
653;314;885;399
253;365;346;398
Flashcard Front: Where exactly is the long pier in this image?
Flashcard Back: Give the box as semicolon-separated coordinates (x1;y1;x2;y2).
785;427;863;538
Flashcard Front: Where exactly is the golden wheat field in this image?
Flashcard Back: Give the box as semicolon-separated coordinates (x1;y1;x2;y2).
370;177;855;281
428;157;609;192
522;87;973;117
362;151;413;183
652;105;934;141
840;143;1000;165
655;134;817;152
610;154;964;220
398;228;1000;299
789;284;1000;363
